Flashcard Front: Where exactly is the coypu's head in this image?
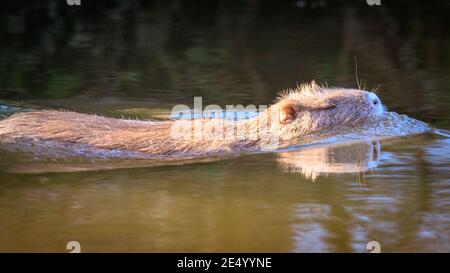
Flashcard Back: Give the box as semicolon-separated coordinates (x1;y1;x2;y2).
271;81;384;139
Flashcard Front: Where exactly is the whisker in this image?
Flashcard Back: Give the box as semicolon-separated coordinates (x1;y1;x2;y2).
354;56;361;90
357;173;362;190
372;84;381;94
362;170;366;186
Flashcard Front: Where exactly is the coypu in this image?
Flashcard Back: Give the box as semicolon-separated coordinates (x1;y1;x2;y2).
0;82;383;157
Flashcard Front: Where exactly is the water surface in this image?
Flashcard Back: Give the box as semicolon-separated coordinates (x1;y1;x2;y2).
1;0;450;252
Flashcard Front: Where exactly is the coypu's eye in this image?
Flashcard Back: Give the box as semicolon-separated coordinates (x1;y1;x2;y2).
309;100;335;111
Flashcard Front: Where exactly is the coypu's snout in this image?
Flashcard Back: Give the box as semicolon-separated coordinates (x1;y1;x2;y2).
367;92;383;116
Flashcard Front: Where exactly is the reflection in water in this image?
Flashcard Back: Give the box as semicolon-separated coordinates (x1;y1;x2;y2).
277;140;380;180
291;203;331;252
0;133;449;252
1;0;450;252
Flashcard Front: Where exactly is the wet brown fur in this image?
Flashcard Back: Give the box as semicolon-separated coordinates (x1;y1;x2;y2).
0;82;382;157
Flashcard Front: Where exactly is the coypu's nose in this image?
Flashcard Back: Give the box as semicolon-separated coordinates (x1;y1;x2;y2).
367;92;380;106
367;92;383;115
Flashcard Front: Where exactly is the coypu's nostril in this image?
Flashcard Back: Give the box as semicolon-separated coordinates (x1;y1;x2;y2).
367;93;380;106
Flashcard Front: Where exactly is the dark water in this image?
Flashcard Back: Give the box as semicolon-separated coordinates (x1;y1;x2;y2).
1;0;450;252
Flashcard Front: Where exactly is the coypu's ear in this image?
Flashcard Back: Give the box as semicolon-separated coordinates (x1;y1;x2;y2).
279;101;298;124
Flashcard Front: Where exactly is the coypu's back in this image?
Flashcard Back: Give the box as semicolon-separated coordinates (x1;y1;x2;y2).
0;111;175;155
0;110;255;157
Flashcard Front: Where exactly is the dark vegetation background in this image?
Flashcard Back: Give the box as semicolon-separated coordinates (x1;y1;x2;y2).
1;0;449;127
